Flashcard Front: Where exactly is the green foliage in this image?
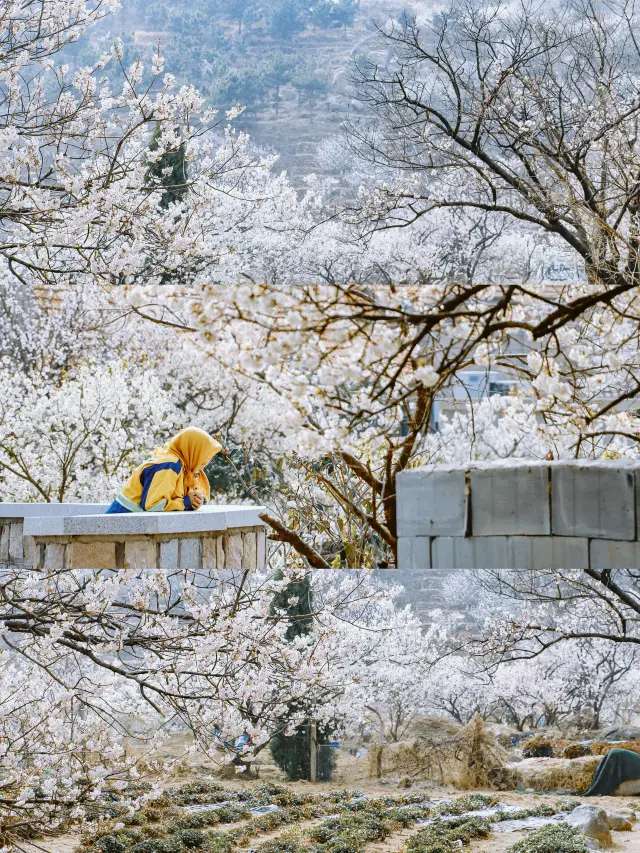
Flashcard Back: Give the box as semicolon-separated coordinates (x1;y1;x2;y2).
405;818;492;853
437;794;498;815
291;63;329;98
507;824;589;853
147;125;188;209
269;570;337;783
204;438;275;503
268;0;310;39
96;837;126;853
172;829;206;849
311;0;359;29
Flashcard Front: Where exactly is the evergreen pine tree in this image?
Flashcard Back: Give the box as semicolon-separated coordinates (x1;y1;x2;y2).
147;124;188;209
269;570;337;781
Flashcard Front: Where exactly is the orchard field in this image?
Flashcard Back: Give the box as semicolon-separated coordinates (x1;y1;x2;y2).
22;779;640;853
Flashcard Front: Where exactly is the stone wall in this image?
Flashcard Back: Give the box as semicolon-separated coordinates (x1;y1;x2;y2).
1;504;268;570
30;527;266;570
397;460;640;569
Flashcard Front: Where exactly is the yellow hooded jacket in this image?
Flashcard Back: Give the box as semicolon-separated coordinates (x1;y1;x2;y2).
107;428;222;513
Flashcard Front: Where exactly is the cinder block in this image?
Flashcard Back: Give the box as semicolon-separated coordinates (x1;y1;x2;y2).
507;536;589;569
43;543;66;570
67;541;116;569
180;537;202;570
202;536;219;570
8;522;24;562
159;539;180;570
471;466;550;536
397;468;467;537
224;532;244;569
590;540;640;569
397;537;431;569
553;465;636;540
243;532;257;568
256;531;267;569
124;540;156;569
432;537;509;568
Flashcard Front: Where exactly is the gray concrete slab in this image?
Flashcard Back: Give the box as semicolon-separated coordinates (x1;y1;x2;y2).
471;465;550;536
590;539;640;568
507;536;589;569
431;536;510;568
397;468;468;537
397;536;431;569
552;466;636;540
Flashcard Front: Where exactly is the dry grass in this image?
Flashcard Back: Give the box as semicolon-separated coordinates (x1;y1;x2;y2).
456;718;509;791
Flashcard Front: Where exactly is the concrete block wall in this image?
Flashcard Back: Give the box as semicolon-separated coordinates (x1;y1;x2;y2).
397;460;640;569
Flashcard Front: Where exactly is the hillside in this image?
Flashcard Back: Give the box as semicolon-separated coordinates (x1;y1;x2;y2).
72;0;415;186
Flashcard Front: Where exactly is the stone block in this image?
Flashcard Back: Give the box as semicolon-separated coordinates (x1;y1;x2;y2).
23;535;36;568
432;536;509;568
590;540;640;569
202;536;218;570
124;540;157;569
224;532;244;569
8;522;24;561
507;536;589;569
242;532;257;568
397;537;431;569
43;543;66;570
552;465;636;540
0;524;9;561
67;541;116;569
397;468;468;537
217;535;225;569
471;466;550;536
257;531;267;569
159;539;180;570
180;537;202;570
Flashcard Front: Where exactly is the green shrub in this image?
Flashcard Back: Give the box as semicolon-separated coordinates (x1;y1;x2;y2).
406;825;458;853
95;836;125;853
256;841;303;853
143;809;163;824
507;824;589;853
174;829;206;849
439;795;498;815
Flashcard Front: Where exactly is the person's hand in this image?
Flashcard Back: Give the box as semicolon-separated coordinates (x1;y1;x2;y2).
189;489;205;510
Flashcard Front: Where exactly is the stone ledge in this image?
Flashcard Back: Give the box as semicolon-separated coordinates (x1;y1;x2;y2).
23;504;266;537
0;503;108;519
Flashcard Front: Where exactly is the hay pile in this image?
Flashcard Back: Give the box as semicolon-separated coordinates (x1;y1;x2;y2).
455;717;509;790
508;756;600;794
522;735;640;760
367;738;453;781
590;741;640;756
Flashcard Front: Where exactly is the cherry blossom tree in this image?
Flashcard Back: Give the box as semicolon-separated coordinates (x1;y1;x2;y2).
116;283;640;569
0;566;410;839
0;359;179;502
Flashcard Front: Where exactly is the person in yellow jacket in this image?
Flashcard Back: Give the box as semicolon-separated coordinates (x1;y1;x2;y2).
105;427;222;514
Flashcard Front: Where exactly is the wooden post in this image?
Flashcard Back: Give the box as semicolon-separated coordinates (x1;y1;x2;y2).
310;722;317;783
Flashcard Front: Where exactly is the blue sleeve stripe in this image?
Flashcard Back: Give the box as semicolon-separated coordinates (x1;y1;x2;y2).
140;461;182;511
184;494;192;511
